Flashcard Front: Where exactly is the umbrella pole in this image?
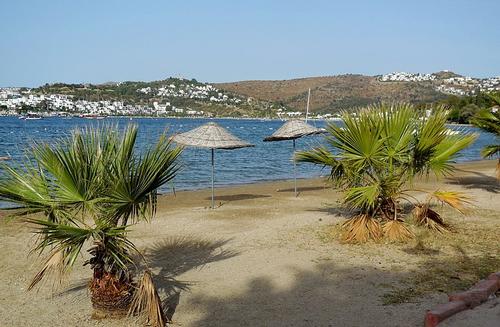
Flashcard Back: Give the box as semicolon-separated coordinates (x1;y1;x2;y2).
211;148;215;209
293;139;297;197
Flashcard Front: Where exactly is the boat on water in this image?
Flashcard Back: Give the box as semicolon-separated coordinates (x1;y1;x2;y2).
79;114;107;120
21;114;43;120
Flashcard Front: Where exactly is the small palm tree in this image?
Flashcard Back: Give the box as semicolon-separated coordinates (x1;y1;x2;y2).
296;103;477;242
470;92;500;179
0;125;182;326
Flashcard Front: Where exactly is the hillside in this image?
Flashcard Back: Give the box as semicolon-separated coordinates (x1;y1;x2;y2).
3;71;499;118
217;74;446;113
24;78;278;117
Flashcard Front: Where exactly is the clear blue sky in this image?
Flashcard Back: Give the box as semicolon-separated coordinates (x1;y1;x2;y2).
1;0;499;87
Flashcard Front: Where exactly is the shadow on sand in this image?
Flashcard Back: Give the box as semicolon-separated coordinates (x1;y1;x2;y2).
184;248;498;327
307;205;353;217
145;236;238;319
186;262;402;327
276;186;327;193
54;236;237;321
446;170;499;193
53;236;497;326
204;194;271;202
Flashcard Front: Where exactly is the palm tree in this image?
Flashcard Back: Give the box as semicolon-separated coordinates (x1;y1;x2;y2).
470;92;500;179
296;103;477;242
0;125;182;326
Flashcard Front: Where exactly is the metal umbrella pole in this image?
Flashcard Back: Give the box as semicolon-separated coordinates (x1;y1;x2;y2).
293;139;297;197
211;148;215;209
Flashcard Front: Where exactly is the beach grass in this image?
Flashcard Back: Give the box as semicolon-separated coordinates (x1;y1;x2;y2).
315;206;500;305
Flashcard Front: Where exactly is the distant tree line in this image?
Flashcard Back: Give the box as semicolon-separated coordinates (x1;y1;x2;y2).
434;92;498;124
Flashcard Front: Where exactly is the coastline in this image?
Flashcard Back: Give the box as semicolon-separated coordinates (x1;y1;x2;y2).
1;117;491;199
0;115;478;125
160;159;497;196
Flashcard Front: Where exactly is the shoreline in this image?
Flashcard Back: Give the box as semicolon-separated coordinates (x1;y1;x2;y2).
0;115;477;125
160;159;497;196
3;160;493;210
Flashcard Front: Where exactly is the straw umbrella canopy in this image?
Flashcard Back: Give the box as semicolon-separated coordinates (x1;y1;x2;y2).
263;119;326;141
172;122;254;208
263;120;326;196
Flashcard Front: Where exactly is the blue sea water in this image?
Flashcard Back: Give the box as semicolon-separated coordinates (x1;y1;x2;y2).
0;117;496;193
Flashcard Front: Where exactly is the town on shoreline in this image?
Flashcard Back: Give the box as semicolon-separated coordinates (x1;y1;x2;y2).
2;71;500;121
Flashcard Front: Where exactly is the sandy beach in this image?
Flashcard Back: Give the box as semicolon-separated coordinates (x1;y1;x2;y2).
0;160;498;327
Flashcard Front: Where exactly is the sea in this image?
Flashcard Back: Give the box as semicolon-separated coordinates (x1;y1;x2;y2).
0;116;495;194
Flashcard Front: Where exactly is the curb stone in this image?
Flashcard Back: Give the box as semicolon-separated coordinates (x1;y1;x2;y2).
424;272;500;327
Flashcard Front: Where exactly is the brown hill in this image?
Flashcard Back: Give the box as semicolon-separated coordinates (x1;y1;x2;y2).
217;74;446;113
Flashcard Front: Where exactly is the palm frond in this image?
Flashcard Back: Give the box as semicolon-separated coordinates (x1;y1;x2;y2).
86;223;139;275
344;183;380;212
129;270;167;327
106;133;182;225
486;92;500;107
295;146;337;166
470;106;499;180
412;204;448;233
470;108;500;136
427;132;478;177
341;214;382;243
382;219;413;241
0;160;55;216
32;127;112;208
295;147;345;185
331;109;387;172
430;190;474;214
28;249;65;291
412;108;449;174
26;219;94;288
481;144;500;159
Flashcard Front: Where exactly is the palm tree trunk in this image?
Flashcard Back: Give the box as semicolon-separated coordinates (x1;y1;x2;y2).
88;245;133;317
89;269;133;317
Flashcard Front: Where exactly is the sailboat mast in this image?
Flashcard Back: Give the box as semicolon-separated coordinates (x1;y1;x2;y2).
305;88;311;122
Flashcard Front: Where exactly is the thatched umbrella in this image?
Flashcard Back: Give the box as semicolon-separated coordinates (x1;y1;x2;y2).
172;122;254;208
263;120;326;196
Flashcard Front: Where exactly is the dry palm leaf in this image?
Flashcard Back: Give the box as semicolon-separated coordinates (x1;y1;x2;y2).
382;219;413;242
28;249;65;291
496;159;500;181
431;190;473;214
129;270;167;327
413;204;448;233
341;214;382;243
